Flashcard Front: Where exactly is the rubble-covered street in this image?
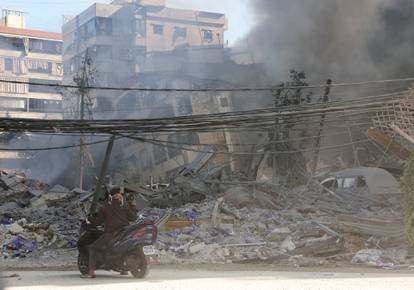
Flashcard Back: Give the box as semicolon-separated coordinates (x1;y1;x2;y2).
3;1;414;289
1;169;411;271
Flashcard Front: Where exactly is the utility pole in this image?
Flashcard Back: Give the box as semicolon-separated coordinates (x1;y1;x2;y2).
272;86;283;184
79;51;87;191
74;48;95;190
311;79;332;175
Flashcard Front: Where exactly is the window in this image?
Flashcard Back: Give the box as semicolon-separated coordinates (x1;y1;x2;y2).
85;19;96;39
152;24;164;35
341;178;357;189
0;97;26;111
96;17;112;36
177;96;192;116
4;58;13;71
94;45;112;61
337;178;344;189
29;79;61;94
29;99;62;113
12;38;24;50
175;27;187;38
26;60;52;74
140;149;152;171
29;39;61;54
29;39;43;51
357;176;367;188
202;29;213;42
135;19;145;36
44;41;62;55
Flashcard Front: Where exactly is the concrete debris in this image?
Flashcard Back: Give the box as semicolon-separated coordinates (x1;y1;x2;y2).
280;236;296;252
0;169;411;269
48;185;70;194
30;197;47;209
8;223;24;235
140;175;409;267
189;242;205;254
351;249;386;267
0;171;83;259
266;227;292;242
0;202;20;214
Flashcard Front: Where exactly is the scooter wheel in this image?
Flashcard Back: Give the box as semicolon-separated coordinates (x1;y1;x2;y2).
78;250;90;275
129;248;148;279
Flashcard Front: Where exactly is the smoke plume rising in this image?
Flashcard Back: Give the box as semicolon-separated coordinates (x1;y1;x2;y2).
243;0;414;82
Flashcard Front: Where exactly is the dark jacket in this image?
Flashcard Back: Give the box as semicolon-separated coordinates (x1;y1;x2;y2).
90;200;137;233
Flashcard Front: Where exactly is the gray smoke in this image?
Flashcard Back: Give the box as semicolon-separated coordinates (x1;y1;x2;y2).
243;0;414;82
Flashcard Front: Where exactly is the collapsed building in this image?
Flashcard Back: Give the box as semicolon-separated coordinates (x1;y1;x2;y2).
59;0;268;186
1;0;414;272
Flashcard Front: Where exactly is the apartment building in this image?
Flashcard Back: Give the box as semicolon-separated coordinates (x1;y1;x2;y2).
0;9;63;165
62;0;235;184
0;9;63;119
62;0;227;86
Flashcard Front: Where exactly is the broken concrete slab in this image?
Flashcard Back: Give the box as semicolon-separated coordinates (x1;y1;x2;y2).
42;192;72;202
280;236;296;252
351;249;384;266
266;227;292;242
189;242;205;254
293;236;344;257
0;202;20;214
8;223;24;235
30;197;48;209
48;185;70;194
224;186;253;209
174;176;212;196
28;189;44;197
0;175;24;188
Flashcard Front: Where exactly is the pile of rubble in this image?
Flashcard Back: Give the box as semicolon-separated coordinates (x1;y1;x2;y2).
0;170;87;259
146;183;411;268
0;169;412;269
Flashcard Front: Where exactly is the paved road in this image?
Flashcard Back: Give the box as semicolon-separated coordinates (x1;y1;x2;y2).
3;268;414;290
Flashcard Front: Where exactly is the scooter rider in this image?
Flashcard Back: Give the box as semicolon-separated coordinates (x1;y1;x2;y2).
82;189;138;278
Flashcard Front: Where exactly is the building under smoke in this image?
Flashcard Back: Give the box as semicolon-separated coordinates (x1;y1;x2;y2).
60;0;265;186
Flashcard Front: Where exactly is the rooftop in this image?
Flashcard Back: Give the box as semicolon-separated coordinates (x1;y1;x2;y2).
0;25;62;41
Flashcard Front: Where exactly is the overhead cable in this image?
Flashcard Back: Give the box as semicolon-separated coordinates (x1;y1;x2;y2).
0;76;414;92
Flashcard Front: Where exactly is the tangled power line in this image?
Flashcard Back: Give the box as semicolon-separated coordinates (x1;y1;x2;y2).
0;90;409;153
0;74;412;155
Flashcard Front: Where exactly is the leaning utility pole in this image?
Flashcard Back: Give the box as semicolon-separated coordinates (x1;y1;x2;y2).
89;135;116;215
311;79;332;175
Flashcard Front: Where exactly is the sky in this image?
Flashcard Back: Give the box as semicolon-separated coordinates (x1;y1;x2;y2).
0;0;253;45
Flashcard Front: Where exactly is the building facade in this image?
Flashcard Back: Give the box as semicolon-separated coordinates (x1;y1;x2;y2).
0;9;63;165
0;9;63;120
62;0;227;86
62;0;236;184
